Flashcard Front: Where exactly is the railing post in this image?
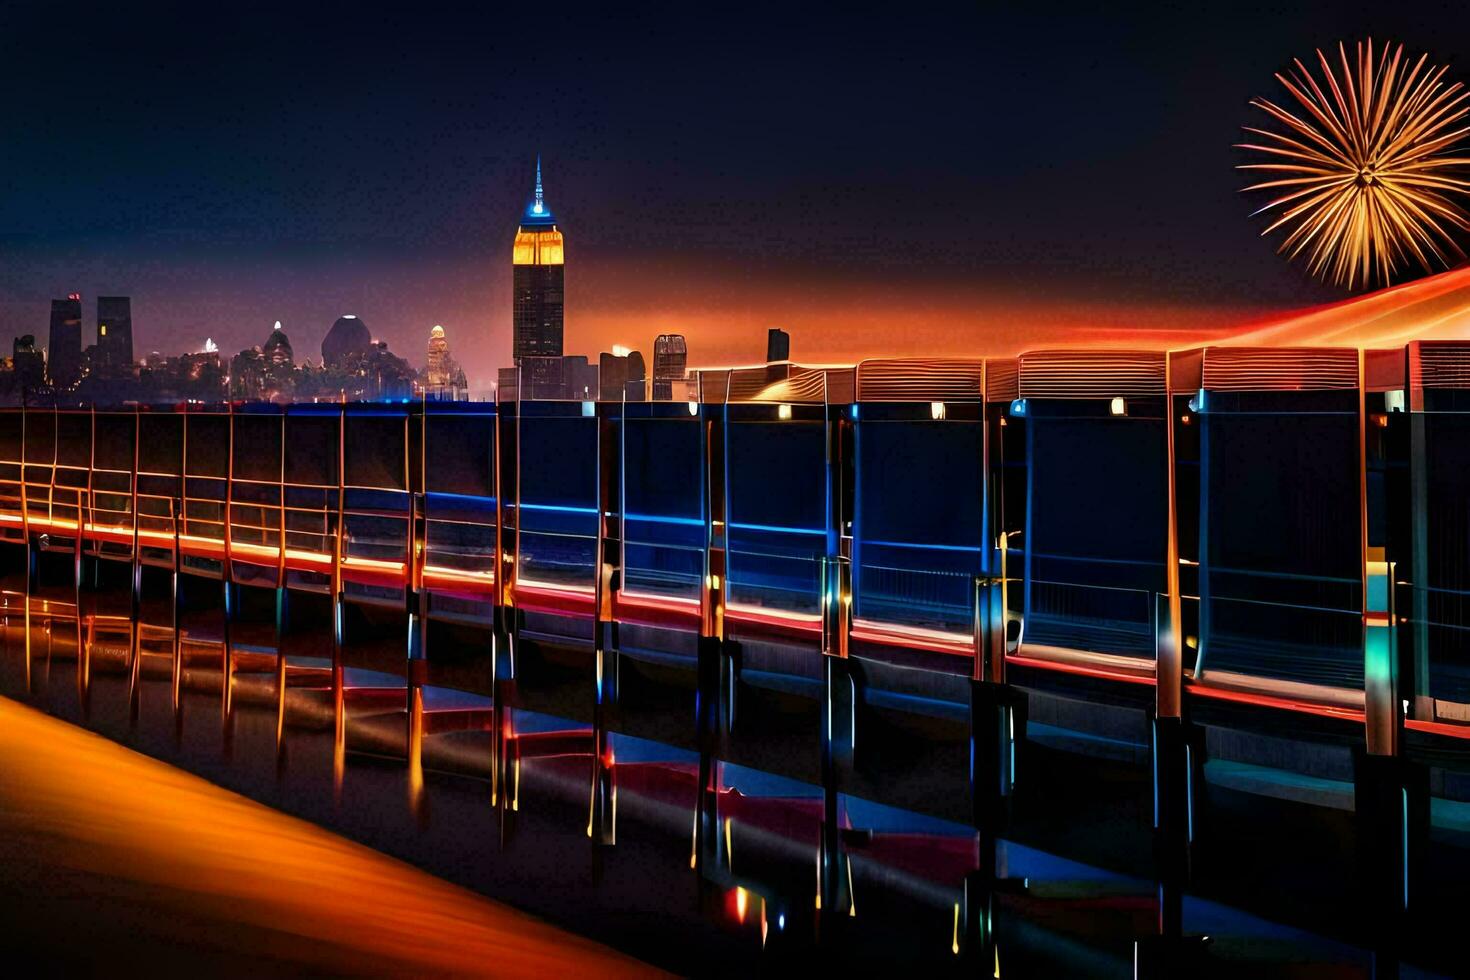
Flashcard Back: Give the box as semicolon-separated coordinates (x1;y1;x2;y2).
18;399;33;694
970;388;1023;840
331;401;347;803
221;403;237;746
591;398;621;850
128;407;145;719
171;405;188;734
170;492;184;739
1362;349;1398;757
1356;348;1419;977
1139;354;1198;975
694;395;726;883
75;408;94;717
274;409;289;768
818;396;855;927
406;400;428;824
492;378;521;833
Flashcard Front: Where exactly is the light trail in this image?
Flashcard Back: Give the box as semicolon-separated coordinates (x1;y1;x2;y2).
0;695;664;978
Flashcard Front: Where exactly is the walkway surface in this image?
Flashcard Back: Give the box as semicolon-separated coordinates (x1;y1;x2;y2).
0;695;664;978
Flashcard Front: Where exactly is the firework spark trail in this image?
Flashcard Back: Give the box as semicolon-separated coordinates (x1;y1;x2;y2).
1239;39;1470;290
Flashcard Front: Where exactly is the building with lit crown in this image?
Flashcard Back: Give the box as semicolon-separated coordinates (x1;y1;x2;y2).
426;325;451;385
512;159;565;385
322;314;371;369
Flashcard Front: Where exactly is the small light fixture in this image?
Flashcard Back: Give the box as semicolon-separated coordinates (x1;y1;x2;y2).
1009;398;1027;417
581;400;595;417
687;400;699;416
1109;396;1126;416
930;401;946;420
777;403;792;420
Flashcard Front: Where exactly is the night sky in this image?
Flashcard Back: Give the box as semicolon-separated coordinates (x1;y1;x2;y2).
4;1;1469;384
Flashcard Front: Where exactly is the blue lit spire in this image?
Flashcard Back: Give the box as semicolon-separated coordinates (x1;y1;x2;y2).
521;155;556;227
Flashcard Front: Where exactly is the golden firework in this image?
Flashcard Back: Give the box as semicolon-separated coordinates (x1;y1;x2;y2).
1239;39;1470;290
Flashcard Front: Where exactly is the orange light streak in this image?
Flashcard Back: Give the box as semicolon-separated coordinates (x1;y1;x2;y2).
0;695;663;978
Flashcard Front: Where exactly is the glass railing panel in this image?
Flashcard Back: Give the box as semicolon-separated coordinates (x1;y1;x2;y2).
855;413;985;635
96;411;140;476
284;485;336;553
424;491;497;585
343;498;410;565
854;560;976;638
1025;404;1168;661
343;410;408;493
622;411;702;602
727;413;826;616
1198;399;1363;693
517;412;597;592
1410;410;1470;714
284;408;341;489
726;530;824;616
1022;579;1155;659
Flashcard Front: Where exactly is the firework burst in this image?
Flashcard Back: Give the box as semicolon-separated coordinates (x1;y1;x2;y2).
1239;39;1470;290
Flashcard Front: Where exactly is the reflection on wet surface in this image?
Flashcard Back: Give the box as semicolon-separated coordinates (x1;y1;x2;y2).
0;693;660;978
0;587;1460;978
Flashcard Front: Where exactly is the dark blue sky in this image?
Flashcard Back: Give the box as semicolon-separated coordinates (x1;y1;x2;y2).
3;1;1467;377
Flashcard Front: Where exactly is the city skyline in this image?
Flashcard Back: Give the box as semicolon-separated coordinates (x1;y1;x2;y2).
14;4;1470;383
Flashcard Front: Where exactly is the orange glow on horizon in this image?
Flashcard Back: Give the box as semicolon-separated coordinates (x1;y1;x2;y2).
567;259;1470;370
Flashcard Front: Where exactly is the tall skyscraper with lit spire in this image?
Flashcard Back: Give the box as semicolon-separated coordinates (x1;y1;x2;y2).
512;158;564;370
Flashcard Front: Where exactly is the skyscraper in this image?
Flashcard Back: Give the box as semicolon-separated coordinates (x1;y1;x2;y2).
512;158;564;375
96;295;134;376
653;334;688;400
766;327;790;363
12;335;44;390
323;314;372;369
262;321;294;395
426;325;451;385
47;294;82;387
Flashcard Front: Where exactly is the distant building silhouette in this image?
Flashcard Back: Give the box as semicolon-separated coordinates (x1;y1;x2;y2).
598;351;626;401
364;341;416;400
598;348;646;401
48;294;82;387
653;334;687;400
563;355;598;400
766;327;790;363
262;321;295;395
95;296;134;376
513;158;564;364
322;314;371;369
625;349;646;401
230;345;267;400
12;335;44;390
520;355;566;399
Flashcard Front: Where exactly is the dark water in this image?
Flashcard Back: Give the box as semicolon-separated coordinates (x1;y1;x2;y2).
0;569;1459;978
